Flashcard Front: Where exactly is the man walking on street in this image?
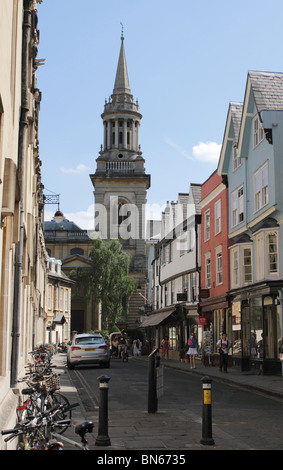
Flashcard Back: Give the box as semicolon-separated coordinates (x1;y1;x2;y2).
217;333;230;372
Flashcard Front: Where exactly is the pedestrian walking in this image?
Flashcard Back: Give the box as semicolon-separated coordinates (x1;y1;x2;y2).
187;333;198;369
161;336;170;360
217;333;230;372
133;338;140;357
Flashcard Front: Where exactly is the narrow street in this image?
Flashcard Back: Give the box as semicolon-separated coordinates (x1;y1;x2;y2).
68;357;283;450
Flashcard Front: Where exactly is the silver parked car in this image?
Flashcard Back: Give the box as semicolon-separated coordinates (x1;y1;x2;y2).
67;333;110;369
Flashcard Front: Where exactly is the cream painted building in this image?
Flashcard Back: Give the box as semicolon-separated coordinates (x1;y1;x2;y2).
44;211;99;333
0;0;50;448
46;257;74;346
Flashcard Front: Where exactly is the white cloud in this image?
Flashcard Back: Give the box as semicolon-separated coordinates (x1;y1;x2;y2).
165;138;221;165
60;163;90;175
192;142;221;164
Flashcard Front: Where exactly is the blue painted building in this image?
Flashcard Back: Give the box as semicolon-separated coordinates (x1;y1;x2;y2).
218;72;283;375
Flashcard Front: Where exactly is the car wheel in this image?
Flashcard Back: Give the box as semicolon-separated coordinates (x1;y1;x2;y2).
67;360;75;370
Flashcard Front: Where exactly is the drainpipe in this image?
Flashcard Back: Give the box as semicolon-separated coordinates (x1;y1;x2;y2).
195;214;201;314
11;0;32;388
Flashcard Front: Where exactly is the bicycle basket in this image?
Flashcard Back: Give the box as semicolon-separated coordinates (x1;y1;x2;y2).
33;374;60;393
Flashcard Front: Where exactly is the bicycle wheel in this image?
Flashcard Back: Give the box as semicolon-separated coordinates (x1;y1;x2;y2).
47;392;71;434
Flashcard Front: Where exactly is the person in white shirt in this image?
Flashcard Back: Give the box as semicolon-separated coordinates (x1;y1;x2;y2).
217;333;230;372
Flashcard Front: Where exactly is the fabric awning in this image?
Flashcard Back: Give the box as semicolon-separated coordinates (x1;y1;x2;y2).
139;308;175;327
53;314;66;325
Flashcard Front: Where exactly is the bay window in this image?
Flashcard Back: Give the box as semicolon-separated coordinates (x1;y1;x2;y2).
254;229;279;280
230;244;253;288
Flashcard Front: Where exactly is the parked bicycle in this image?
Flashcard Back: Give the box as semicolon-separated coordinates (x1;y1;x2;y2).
48;420;94;450
1;344;94;450
2;401;79;450
17;368;71;433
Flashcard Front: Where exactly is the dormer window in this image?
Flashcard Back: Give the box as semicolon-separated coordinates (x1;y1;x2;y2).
253;115;264;148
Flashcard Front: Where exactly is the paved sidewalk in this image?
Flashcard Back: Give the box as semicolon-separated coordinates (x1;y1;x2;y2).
52;353;283;451
154;356;283;400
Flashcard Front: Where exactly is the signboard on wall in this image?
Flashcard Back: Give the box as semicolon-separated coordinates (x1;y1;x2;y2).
200;289;210;299
198;316;207;326
177;293;187;301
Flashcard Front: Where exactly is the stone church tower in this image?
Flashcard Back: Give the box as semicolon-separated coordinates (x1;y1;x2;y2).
90;33;151;330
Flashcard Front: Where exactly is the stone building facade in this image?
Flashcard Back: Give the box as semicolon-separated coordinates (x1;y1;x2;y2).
0;0;49;446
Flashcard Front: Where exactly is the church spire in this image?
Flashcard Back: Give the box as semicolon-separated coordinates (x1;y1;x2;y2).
113;30;131;96
99;30;144;160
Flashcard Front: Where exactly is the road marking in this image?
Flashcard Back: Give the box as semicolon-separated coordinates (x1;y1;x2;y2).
74;369;99;409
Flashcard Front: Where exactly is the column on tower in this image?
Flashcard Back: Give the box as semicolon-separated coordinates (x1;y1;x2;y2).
128;120;132;150
107;120;111;149
115;119;118;148
123;119;127;149
134;121;140;151
104;122;107;151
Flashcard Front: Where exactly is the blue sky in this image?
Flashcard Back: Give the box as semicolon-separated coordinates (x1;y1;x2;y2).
37;0;283;228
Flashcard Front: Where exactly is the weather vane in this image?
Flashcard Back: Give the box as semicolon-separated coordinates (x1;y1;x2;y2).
120;22;124;40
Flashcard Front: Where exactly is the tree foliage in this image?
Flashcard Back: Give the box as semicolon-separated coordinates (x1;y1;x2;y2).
70;238;136;330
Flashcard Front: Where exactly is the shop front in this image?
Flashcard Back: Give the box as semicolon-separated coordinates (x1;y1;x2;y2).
230;283;283;375
199;296;231;367
139;306;178;357
139;304;199;361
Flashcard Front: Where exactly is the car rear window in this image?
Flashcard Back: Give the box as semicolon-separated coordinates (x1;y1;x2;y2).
75;337;104;345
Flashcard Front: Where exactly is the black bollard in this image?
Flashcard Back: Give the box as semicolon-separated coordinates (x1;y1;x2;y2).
95;375;111;446
200;376;215;446
148;349;158;413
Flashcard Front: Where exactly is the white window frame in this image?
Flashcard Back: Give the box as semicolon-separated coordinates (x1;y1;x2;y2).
254;229;278;280
215;246;223;286
253;115;264;148
243;247;252;284
48;285;52;310
231;248;239;288
55;286;59;310
205;253;211;288
60;287;64;311
254;162;268;212
215;199;221;235
189;271;197;302
266;231;278;276
65;289;69;312
204;209;210;241
233;143;241;170
231;185;244;227
230;244;253;288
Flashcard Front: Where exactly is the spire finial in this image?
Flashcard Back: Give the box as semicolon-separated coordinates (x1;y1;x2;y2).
120;22;124;40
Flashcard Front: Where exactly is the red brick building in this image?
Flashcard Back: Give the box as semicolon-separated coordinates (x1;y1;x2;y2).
199;170;230;363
